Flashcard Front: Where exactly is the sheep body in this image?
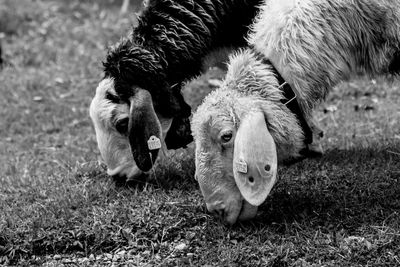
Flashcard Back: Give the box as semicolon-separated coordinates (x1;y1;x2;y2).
250;0;400;115
192;0;400;224
105;0;263;116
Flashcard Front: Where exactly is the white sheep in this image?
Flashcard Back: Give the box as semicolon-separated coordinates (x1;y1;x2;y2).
191;0;400;224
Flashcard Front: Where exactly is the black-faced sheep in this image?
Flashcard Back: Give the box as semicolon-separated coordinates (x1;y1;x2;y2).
191;0;400;224
89;0;262;180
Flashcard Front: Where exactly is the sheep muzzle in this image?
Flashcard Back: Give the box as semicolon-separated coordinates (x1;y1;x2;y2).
195;147;260;224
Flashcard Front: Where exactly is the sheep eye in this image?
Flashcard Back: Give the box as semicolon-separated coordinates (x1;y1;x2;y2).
115;118;129;134
220;132;233;143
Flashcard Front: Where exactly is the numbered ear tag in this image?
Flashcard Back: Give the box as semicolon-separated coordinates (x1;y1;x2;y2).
147;136;161;150
235;159;248;174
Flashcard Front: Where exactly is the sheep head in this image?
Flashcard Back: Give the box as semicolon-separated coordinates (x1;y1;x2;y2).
191;89;280;224
90;39;193;177
191;50;306;224
89;78;173;179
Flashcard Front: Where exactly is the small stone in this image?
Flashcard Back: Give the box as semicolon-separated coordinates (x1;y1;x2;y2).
55;77;64;84
117;250;126;256
53;254;61;260
89;254;95;261
105;253;113;260
33;96;43;102
187;253;194;257
175;243;187;251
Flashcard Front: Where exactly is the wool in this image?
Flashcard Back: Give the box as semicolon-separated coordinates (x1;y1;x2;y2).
104;0;263;122
250;0;400;117
192;49;305;164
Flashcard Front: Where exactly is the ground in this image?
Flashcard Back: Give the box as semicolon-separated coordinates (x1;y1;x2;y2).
1;0;400;266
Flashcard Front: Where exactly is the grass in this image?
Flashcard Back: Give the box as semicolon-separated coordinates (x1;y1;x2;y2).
1;0;400;266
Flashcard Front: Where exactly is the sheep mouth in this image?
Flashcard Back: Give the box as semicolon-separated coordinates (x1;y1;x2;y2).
237;199;258;222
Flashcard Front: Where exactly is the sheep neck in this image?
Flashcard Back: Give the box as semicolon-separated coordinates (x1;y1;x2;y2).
248;48;314;145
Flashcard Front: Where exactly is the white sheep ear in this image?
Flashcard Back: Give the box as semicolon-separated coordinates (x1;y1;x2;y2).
233;111;278;206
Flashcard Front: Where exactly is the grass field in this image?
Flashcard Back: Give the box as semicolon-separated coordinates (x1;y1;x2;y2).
1;1;400;266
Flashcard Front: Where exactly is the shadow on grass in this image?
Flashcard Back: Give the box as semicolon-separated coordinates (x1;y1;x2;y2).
105;143;399;234
247;146;400;233
111;146;198;192
3;146;399;265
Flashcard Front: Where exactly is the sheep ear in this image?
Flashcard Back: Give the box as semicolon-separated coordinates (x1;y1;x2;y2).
164;89;193;149
164;116;193;149
128;88;162;172
233;111;278;206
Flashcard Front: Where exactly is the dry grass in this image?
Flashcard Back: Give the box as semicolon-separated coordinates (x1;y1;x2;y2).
1;0;400;266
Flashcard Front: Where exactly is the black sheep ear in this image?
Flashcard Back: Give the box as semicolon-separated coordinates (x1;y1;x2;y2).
128;88;162;172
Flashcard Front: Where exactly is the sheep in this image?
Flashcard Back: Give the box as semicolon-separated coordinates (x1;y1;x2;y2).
191;0;400;224
89;0;262;180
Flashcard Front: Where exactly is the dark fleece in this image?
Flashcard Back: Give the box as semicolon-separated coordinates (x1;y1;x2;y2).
103;0;262;149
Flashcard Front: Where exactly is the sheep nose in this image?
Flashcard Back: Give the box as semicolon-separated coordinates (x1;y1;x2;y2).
206;203;225;219
206;202;238;225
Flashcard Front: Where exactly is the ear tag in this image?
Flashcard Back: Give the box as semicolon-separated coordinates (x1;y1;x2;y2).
235;159;248;174
147;136;161;150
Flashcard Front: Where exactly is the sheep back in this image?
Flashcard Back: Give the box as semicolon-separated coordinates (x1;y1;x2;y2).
250;0;400;113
